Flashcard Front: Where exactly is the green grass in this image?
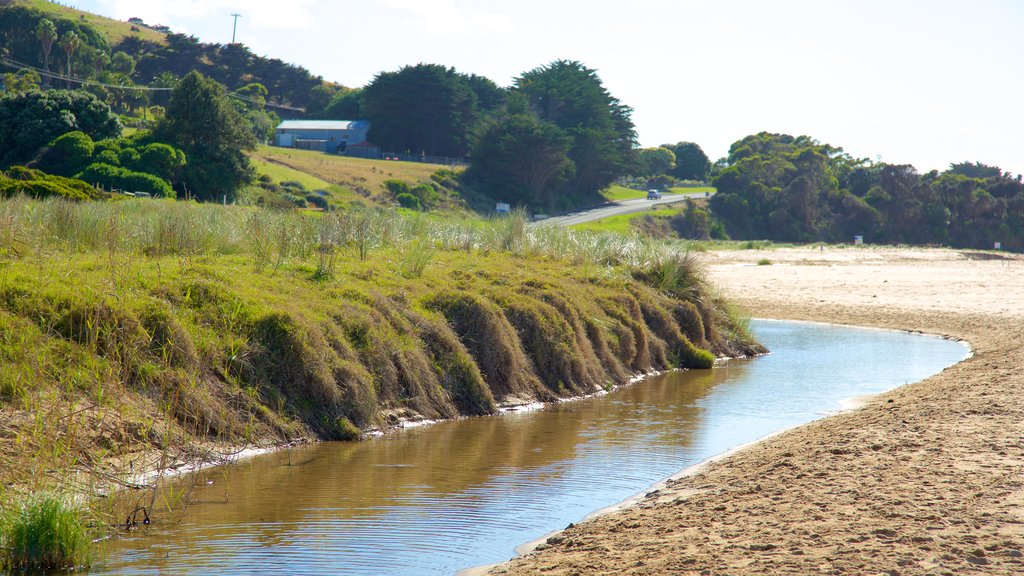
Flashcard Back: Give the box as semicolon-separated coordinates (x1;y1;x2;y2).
0;197;758;499
252;146;458;200
572;205;687;235
0;493;93;572
669;186;716;196
250;157;333;192
601;185;716;203
20;0;168;45
601;185;648;202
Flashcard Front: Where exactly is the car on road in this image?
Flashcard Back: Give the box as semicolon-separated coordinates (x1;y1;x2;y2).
647;189;662;200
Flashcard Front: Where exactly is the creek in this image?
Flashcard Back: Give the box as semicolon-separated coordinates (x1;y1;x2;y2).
91;320;969;575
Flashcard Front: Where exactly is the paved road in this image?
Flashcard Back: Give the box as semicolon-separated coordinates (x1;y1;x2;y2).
536;191;712;227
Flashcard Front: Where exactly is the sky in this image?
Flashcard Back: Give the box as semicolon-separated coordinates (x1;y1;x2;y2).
67;0;1024;175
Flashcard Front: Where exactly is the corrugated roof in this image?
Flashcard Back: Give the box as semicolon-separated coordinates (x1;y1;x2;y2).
276;120;369;131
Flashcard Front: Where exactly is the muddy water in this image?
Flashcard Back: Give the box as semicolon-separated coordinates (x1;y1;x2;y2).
93;320;968;575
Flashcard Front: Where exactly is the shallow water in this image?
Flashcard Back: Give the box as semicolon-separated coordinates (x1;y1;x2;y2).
92;320;968;575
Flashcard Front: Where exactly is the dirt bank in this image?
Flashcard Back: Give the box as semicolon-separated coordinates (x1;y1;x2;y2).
492;246;1024;575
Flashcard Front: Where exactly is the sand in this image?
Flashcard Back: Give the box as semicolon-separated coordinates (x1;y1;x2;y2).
489;246;1024;575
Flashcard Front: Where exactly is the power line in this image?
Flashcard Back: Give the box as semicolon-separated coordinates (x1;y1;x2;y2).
1;57;306;112
1;57;171;91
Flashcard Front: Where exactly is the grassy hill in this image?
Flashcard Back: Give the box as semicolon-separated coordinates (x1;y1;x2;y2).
16;0;167;45
252;146;461;198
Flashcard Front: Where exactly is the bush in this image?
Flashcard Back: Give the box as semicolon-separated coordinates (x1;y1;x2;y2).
76;162;173;197
383;179;409;197
0;179;90;201
0;493;92;572
33;131;95;177
396;192;421;210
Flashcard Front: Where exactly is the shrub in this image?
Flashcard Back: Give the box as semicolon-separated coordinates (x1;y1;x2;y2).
0;178;90;201
396;192;421;210
383;179;409;197
33;131;95;177
0;493;92;572
76;162;173;197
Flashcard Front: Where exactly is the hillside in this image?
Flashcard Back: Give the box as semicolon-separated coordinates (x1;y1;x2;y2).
17;0;167;44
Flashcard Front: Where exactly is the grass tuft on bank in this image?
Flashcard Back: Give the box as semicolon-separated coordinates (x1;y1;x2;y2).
0;493;93;572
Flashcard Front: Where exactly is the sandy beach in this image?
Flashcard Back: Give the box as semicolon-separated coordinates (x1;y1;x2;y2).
490;246;1024;575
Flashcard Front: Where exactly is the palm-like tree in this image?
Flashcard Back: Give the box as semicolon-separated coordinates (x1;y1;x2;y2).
58;30;80;88
36;19;57;78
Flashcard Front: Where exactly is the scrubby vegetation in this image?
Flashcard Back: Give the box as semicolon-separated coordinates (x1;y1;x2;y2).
0;198;759;496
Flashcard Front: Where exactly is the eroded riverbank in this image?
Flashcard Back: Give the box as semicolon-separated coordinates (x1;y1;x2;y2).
492;246;1024;575
89;318;965;575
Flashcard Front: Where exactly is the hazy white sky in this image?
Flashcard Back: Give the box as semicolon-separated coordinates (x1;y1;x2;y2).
69;0;1024;175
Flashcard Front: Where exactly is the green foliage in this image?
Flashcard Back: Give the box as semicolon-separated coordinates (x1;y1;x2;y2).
467;112;574;209
0;89;121;167
396;192;421;210
0;493;92;572
76;162;172;197
666;142;711;181
635;147;676;177
0;166;99;200
708;132;1024;251
362;64;503;158
1;70;41;95
321;88;364;120
33;130;95;176
515;60;636;204
153;71;256;201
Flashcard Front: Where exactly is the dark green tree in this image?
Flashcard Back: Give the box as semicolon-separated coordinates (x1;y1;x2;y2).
515;60;636;204
666;142;710;181
467;113;574;209
153;71;255;201
362;64;484;157
33;130;94;176
0;89;121;167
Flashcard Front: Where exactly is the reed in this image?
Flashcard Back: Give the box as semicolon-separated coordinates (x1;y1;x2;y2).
0;493;93;572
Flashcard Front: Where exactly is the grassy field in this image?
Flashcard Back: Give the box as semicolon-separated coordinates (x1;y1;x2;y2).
601;185;648;201
252;146;460;201
670;186;716;196
248;156;367;207
573;204;688;235
20;0;168;45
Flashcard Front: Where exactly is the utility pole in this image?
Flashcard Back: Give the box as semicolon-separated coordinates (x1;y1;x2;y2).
230;13;241;44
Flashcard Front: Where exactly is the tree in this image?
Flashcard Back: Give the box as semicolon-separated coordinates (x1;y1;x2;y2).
0;89;121;167
35;18;56;77
667;142;710;181
58;30;80;88
110;51;136;75
153;71;255;201
2;70;40;95
467;113;574;209
515;60;636;204
33;130;94;176
322;88;364;120
636;147;675;177
362;64;485;157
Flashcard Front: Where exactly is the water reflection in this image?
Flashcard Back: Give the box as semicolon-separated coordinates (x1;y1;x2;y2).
94;321;967;576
